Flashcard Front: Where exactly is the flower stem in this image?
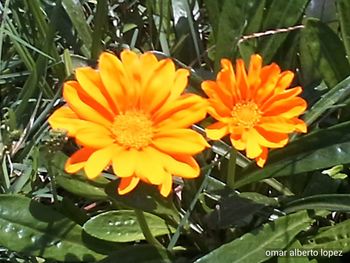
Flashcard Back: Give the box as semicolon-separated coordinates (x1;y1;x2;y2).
227;148;237;189
134;209;164;249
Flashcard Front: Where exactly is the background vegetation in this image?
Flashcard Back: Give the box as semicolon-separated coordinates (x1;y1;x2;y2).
1;0;350;262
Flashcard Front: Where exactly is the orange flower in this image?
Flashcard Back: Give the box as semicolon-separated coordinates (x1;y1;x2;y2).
49;50;208;197
202;55;307;167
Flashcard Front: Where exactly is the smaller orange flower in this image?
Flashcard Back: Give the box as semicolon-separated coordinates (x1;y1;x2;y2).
202;55;307;167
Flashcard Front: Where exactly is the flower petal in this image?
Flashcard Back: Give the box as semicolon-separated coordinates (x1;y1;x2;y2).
254;63;280;104
48;106;93;136
245;129;263;159
63;81;112;127
158;173;173;197
154;94;208;129
256;147;268;167
84;145;115;179
248;54;262;93
118;176;140;195
263;97;307;118
252;127;289;148
275;70;294;93
258;116;301;133
260;86;302;112
135;147;168;185
65;147;95;173
152;129;209;155
206;122;229;140
141;58;175;112
75;125;115;149
112;148;138;178
168;68;190;101
75;67;116;116
163;154;200;178
236;58;249;100
99;52;129;111
202;79;233;109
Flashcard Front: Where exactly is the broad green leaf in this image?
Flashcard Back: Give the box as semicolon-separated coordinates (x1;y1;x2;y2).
194;210;326;263
278;239;312;263
234;121;350;188
303;218;350;253
214;0;260;70
337;0;350;64
62;0;92;57
303;75;350;125
56;173;108;200
257;0;309;63
300;18;350;88
0;195;105;262
105;181;179;222
83;210;175;243
283;194;350;213
99;244;172;263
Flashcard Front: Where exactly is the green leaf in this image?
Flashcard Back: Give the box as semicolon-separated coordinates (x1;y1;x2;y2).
337;0;350;64
257;0;309;63
0;195;105;262
62;0;92;57
105;181;179;222
300;18;350;88
98;244;172;263
303;75;350;125
234;121;350;188
214;0;260;70
303;218;350;253
278;239;312;263
283;194;350;213
83;210;175;243
56;173;108;200
194;210;325;263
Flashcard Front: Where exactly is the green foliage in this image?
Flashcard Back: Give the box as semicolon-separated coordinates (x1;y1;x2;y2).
1;0;350;262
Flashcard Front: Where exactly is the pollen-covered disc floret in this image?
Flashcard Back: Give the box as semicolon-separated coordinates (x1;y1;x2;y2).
112;111;153;149
202;54;307;167
48;50;208;197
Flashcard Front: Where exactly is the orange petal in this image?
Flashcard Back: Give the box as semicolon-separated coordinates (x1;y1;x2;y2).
159;173;173;197
248;54;262;93
236;58;249;100
220;59;239;102
230;130;246;151
98;52;128;111
112;148;138;178
75;67;116;116
263;97;307;118
118;176;140;195
75;125;114;149
292;118;307;133
258;116;301;133
63;82;112;127
256;147;268;167
84;145;115;179
205;122;229;140
65;147;95;173
135;147;168;185
168;68;190;101
164;154;200;178
153;94;208;129
252;127;289;148
245;129;263;159
141;58;175;112
275;71;294;93
48;106;93;136
254;63;280;104
202;79;234;109
152;129;209;155
260;86;303;112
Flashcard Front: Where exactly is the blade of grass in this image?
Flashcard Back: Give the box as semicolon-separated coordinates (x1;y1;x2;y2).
91;0;108;60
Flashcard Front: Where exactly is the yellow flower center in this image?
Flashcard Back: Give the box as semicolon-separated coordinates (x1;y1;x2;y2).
232;101;261;128
112;111;154;149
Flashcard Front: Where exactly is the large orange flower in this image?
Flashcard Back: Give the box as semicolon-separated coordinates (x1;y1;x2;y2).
49;50;208;197
202;55;307;167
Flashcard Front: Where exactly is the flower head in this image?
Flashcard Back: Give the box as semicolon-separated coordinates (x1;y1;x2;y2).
202;55;307;167
49;50;208;197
